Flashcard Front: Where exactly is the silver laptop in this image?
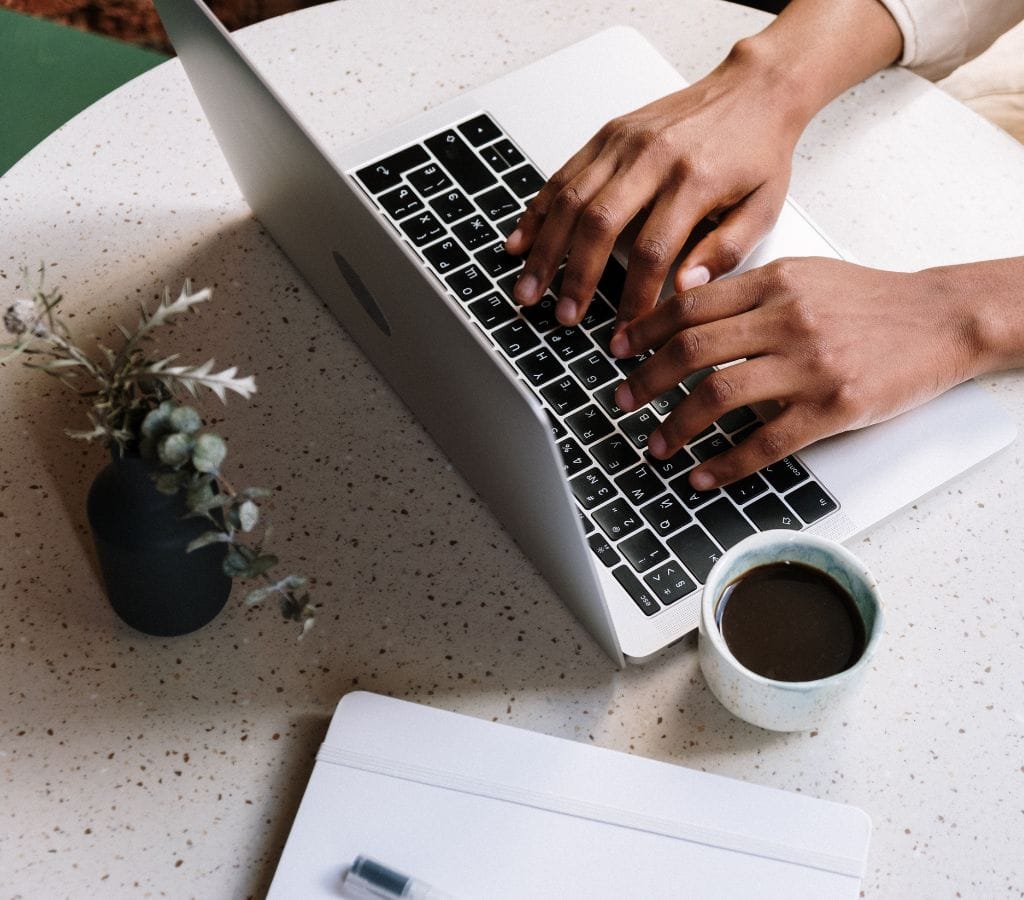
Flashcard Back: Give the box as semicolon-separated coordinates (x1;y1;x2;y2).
153;0;1015;665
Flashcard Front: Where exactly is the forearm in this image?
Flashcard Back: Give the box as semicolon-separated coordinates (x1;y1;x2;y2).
720;0;903;132
925;256;1024;375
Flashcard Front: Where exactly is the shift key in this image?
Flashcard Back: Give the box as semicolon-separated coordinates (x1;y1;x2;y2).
425;130;497;195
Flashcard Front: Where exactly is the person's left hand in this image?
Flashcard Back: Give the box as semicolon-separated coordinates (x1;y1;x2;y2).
610;256;983;489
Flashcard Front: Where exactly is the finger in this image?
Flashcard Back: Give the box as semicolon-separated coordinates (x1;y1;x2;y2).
674;184;784;290
610;269;766;359
505;138;602;257
511;158;617;306
614;192;708;328
645;357;782;458
554;177;659;326
686;406;821;489
615;310;769;412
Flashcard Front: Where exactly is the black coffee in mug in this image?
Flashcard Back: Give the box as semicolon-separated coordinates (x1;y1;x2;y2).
716;561;866;682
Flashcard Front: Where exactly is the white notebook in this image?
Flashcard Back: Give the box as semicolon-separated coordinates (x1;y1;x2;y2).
268;692;871;899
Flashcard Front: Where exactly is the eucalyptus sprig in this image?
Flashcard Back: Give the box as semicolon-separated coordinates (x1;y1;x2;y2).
2;265;315;636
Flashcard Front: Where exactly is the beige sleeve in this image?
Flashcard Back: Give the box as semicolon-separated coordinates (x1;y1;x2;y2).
878;0;1024;80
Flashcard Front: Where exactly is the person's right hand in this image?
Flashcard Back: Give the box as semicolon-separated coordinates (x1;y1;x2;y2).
505;43;808;329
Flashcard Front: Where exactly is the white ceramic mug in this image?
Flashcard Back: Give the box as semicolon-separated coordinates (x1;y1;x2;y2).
698;530;884;732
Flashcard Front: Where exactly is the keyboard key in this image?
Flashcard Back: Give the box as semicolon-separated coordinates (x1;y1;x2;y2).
647;447;695;481
590;321;615;355
445;264;490;302
644;562;696;605
516;347;564;387
588;533;621;568
541;376;589;416
593;499;643;541
481;143;512;172
407;162;453;196
492;138;525;168
425;129;497;194
546;327;593;361
423;238;470;273
723;473;769;506
597;260;626;305
476;242;523;278
378;184;424;219
430;189;474;223
682;367;713;392
786;481;838;524
477;185;521;221
762;456;810;493
667;525;722;584
545;411;566;440
579;297;615;330
594;382;626;419
640;493;692;537
691;432;731;462
718;405;758;434
503;164;545;198
495;214;521;238
458;114;502;146
355;144;430;194
615;350;653;377
522;295;560;333
452;215;498;250
616;465;663;506
400;211;445;246
565;404;615;445
492;319;540;357
651;387;685;418
612;566;659;617
570;468;615;510
468;292;516;329
619;529;670;572
670;475;720;509
577;507;594;534
569;352;618;390
557;438;589;478
744;493;802;531
620;409;659;449
590;434;640;475
695;498;755;550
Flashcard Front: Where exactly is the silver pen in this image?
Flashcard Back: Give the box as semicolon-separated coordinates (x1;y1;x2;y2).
342;855;457;900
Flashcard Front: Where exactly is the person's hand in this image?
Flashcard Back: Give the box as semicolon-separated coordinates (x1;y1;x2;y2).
505;47;806;328
610;258;984;489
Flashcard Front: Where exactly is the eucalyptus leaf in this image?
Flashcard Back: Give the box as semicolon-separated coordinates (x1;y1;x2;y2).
187;530;229;553
222;547;250;577
168;404;202;435
141;400;175;438
243;553;279;578
238;500;259;532
154;470;187;495
244;584;278;607
191;432;226;473
157;431;193;467
185;478;216;515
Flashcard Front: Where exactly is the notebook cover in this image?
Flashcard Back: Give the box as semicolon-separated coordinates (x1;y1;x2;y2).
268;691;870;899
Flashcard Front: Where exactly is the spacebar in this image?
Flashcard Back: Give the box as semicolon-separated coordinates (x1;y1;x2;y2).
425;130;496;195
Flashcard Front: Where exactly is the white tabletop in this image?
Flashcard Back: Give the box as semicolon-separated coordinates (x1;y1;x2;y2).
2;1;1023;896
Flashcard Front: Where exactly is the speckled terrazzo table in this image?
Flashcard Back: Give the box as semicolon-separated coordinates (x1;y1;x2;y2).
2;2;1023;897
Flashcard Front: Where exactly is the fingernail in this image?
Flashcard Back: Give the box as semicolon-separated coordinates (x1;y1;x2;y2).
615;382;635;411
647;431;667;458
515;273;538;304
690;469;716;490
679;265;710;291
609;332;629;358
507;228;523;248
556;297;578;324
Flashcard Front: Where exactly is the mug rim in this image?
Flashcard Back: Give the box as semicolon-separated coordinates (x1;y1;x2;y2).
700;530;885;692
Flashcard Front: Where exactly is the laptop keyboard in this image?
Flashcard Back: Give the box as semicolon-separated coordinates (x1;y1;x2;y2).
352;113;838;618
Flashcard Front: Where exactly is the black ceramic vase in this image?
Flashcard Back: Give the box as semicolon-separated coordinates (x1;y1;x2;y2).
87;452;231;636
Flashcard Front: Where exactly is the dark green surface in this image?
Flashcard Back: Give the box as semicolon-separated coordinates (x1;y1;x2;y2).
0;8;168;175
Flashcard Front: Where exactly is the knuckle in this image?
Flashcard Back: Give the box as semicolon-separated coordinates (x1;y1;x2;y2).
668;328;702;367
752;425;789;465
578;202;617;238
670;291;699;328
700;370;735;408
714;237;746;274
765;257;801;293
552;184;586;218
631;236;671;270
